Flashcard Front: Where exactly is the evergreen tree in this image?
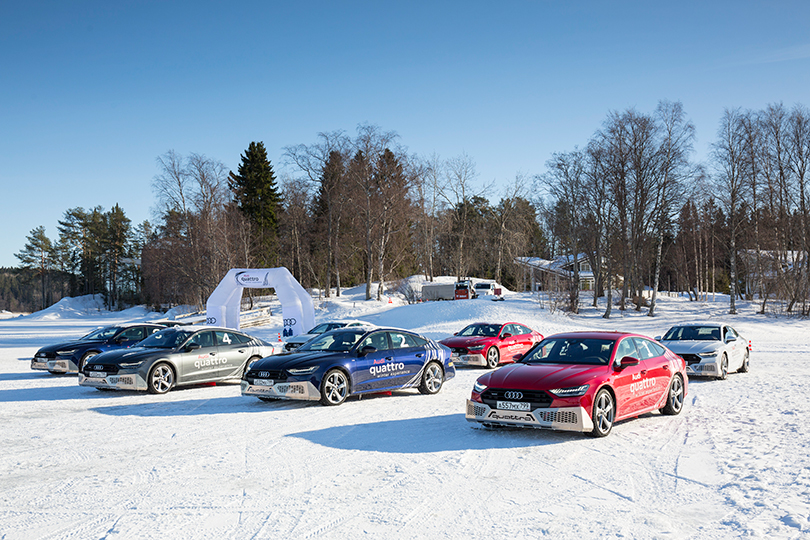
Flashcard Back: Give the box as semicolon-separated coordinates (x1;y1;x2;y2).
15;226;53;310
228;142;282;266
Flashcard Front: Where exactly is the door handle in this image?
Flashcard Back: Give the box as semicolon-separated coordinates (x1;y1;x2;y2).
641;370;647;375
416;353;424;358
210;352;216;356
662;364;670;370
384;356;393;361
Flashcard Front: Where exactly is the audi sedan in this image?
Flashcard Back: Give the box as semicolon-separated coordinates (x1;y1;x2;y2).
78;326;280;394
656;322;750;379
243;327;455;406
440;322;543;368
30;323;167;374
282;319;374;352
466;331;687;437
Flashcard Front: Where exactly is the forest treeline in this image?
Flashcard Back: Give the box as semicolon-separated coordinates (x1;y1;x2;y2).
8;100;810;317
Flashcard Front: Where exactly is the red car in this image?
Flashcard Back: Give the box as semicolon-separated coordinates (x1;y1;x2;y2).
466;331;687;437
440;322;543;368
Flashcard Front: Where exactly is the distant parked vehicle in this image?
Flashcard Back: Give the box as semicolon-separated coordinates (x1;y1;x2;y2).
30;323;168;374
78;326;280;394
422;283;456;301
474;282;496;296
283;319;374;352
656;322;750;380
454;280;477;300
440;322;543;368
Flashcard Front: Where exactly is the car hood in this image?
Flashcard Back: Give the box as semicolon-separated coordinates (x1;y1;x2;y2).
92;347;168;365
251;350;347;370
477;362;606;390
37;339;102;354
660;340;721;355
440;336;493;348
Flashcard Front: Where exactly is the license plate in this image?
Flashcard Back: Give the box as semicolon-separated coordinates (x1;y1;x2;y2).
497;401;530;411
89;371;106;378
253;379;274;386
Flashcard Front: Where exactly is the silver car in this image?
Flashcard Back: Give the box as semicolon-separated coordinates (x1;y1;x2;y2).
657;322;750;379
78;326;281;394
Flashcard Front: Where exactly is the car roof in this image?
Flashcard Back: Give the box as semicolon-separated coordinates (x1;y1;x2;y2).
545;330;644;340
666;321;724;328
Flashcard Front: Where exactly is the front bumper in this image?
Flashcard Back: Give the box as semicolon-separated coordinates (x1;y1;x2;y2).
451;353;487;367
466;399;594;432
78;371;146;391
30;358;49;371
685;360;718;376
47;357;78;374
241;379;321;401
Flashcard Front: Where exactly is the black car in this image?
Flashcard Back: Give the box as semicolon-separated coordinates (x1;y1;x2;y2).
242;326;455;406
30;323;167;374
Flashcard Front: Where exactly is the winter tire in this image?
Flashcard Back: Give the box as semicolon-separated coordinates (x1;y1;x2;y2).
661;375;684;416
148;363;174;394
718;354;728;380
486;347;500;369
590;388;615;438
418;361;443;395
320;369;349;406
738;350;750;373
244;356;261;375
79;351;98;373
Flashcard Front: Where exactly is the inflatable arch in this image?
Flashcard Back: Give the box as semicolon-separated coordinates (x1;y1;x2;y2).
205;268;315;336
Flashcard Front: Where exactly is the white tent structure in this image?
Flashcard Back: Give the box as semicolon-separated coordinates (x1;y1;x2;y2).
205;268;315;336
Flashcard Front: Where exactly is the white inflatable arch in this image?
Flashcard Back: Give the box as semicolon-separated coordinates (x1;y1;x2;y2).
206;268;315;336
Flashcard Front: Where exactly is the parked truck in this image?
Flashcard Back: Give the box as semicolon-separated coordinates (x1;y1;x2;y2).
422;283;456;301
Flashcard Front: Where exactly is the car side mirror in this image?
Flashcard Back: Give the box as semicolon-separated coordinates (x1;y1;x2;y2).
653;336;662;341
617;356;640;369
501;333;512;339
358;345;377;357
185;343;201;351
725;335;737;343
453;332;458;336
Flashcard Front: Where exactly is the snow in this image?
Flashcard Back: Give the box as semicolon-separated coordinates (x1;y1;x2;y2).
1;288;809;539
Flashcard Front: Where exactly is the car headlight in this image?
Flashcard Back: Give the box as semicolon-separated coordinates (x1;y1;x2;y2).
468;345;486;352
473;381;488;393
287;366;318;376
549;385;589;397
56;349;78;356
119;361;145;369
698;351;719;358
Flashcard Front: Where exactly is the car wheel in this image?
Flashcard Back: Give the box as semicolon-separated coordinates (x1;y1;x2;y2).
718;354;728;380
738;350;750;373
147;363;174;394
418;361;444;395
79;351;98;373
486;347;500;369
661;374;684;415
244;356;261;375
590;388;615;438
320;369;349;406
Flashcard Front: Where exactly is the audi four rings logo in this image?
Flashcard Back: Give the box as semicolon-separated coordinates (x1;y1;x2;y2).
206;317;217;324
283;318;297;327
504;391;524;400
258;371;270;378
94;365;103;370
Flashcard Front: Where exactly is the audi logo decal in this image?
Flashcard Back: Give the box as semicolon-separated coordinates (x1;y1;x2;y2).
504;391;524;400
94;365;103;370
258;371;270;378
206;317;217;325
283;318;297;327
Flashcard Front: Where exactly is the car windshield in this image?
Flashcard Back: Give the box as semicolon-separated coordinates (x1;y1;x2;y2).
299;330;366;352
522;337;615;366
308;322;348;334
139;329;195;349
663;326;721;341
474;284;490;289
81;326;120;341
458;324;500;337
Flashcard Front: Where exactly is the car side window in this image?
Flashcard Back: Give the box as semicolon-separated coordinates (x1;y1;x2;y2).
215;331;238;347
119;327;146;341
631;338;658;360
517;324;532;335
614;338;638;365
359;331;390;351
500;324;515;337
389;332;419;349
189;331;215;349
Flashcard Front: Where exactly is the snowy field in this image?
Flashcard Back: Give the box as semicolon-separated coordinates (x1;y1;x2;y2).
1;286;809;539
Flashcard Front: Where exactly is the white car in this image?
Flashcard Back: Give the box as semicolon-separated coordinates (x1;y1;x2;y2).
473;282;496;296
283;319;375;352
656;322;750;379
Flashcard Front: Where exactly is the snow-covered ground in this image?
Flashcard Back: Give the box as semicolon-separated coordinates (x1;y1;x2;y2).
1;285;809;539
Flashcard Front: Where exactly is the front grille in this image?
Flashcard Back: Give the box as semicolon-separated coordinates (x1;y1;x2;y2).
481;388;553;409
84;364;119;374
249;370;286;380
36;352;55;359
284;343;299;352
451;347;468;355
536;410;578;424
680;354;701;365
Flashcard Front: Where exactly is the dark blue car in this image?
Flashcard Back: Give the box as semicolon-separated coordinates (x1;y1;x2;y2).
30;323;167;374
242;326;455;405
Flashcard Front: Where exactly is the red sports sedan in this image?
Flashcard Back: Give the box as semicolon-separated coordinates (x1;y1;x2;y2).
466;331;687;437
440;322;544;368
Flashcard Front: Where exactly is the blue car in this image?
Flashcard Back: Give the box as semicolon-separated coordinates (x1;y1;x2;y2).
30;323;167;374
242;326;455;405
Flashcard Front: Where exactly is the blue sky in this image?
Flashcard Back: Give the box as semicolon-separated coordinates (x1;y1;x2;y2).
2;1;809;267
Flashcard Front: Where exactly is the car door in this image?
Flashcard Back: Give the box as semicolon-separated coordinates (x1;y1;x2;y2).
512;324;536;356
723;326;742;370
351;331;393;393
214;330;251;379
498;324;523;362
389;331;430;388
611;337;650;418
634;337;673;411
178;330;219;383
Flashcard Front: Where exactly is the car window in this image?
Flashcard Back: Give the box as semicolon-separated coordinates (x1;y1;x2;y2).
189;331;215;349
215;331;240;347
458;324;500;337
389;332;421;349
515;324;531;336
523;337;614;365
614;338;638;364
83;326;120;341
500;324;516;337
118;327;146;341
632;338;659;360
358;331;390;351
233;332;252;344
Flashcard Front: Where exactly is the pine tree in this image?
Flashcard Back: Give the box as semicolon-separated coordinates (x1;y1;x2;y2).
15;226;53;310
228;142;282;266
